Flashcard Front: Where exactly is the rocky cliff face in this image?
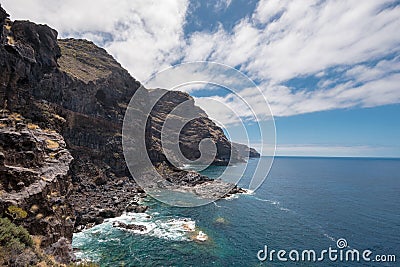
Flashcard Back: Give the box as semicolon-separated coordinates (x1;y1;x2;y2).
0;6;145;263
232;142;261;158
0;111;74;263
0;5;259;264
0;7;146;227
149;89;244;166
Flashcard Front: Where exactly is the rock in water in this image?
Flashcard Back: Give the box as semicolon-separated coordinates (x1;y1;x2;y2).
195;231;209;242
113;221;147;232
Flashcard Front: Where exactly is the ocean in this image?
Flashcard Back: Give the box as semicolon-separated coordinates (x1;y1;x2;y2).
73;157;400;266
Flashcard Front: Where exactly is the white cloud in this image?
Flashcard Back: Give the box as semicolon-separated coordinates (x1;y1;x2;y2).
345;56;400;83
247;0;400;82
2;0;189;81
197;68;400;121
183;0;400;120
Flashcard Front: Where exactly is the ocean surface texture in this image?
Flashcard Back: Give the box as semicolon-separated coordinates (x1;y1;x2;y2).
73;157;400;266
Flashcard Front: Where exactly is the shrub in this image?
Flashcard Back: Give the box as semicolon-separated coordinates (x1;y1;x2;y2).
0;217;33;248
6;205;28;220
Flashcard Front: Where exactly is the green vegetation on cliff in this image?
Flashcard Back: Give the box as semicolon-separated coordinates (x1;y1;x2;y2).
0;217;33;265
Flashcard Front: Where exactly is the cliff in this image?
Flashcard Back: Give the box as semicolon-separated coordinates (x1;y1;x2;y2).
232;142;261;158
148;89;244;166
0;6;145;263
0;5;259;264
0;111;74;264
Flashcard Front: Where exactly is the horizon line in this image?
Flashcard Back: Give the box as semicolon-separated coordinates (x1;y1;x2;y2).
260;155;400;159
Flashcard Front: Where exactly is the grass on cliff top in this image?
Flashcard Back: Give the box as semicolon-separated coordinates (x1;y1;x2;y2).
58;39;120;84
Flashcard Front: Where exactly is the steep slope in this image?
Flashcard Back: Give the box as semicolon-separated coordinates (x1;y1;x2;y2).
149;89;244;166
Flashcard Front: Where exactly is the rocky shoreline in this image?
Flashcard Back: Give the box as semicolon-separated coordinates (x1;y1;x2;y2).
72;182;148;232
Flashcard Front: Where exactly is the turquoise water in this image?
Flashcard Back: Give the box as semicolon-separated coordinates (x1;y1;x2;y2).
73;157;400;266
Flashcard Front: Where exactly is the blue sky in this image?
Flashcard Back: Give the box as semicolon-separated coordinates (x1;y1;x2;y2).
3;0;400;157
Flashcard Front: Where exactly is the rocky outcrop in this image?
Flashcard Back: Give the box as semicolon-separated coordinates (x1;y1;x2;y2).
232;142;261;158
112;221;147;232
0;111;74;263
149;89;244;166
0;6;8;38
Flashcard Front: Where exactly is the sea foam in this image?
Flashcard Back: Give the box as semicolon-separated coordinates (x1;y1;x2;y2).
77;211;197;242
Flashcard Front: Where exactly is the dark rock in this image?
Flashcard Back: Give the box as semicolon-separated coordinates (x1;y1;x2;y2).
126;205;148;213
93;175;107;186
0;5;9;40
13;249;39;266
148;89;245;166
113;221;147;232
0;5;9;24
115;179;125;186
45;237;75;264
94;216;104;225
98;208;116;218
125;204;136;212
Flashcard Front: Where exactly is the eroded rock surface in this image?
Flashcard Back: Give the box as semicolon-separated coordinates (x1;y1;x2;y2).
149;89;244;166
0;111;74;263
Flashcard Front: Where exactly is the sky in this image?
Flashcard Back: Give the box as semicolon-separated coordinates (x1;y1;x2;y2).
2;0;400;157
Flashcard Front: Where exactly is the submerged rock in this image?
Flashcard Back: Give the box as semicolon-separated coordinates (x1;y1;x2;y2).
215;217;228;224
193;231;208;242
126;204;148;213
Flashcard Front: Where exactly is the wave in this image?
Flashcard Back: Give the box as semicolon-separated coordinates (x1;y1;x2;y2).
81;212;198;242
213;201;222;208
224;194;239;200
251;196;339;246
279;207;291;212
251;196;295;214
253;196;280;205
240;189;255;195
323;233;336;243
73;212;200;262
222;188;254;201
